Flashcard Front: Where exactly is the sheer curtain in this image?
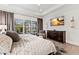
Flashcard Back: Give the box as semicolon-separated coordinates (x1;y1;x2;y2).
0;10;15;31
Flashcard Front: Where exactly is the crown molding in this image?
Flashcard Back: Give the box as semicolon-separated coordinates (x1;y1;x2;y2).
0;4;65;17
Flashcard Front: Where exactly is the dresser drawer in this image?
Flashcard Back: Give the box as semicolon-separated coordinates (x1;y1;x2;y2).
47;30;66;43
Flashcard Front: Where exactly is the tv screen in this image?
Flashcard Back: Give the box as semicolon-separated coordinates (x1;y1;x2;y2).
50;16;64;26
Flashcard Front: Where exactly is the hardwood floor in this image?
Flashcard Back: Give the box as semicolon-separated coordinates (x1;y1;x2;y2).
48;39;79;55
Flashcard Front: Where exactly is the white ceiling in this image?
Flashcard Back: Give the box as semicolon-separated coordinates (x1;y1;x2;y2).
0;4;64;17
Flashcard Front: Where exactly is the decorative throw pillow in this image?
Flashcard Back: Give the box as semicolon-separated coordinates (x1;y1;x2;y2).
6;31;20;42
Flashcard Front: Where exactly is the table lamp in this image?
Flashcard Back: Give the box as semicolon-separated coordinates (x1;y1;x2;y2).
0;25;7;34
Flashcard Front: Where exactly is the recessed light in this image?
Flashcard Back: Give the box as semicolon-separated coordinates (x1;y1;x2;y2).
40;9;42;12
38;4;40;6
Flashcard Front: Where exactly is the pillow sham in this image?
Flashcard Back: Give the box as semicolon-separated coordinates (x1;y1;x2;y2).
6;31;20;42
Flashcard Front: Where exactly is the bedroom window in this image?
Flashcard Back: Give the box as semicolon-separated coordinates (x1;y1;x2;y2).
24;20;31;33
31;21;38;34
15;19;37;34
15;19;23;34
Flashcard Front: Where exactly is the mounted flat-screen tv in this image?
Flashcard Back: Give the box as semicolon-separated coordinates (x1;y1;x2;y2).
50;16;64;26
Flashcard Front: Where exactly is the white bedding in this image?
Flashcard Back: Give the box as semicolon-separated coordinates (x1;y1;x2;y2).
0;35;12;55
10;34;56;55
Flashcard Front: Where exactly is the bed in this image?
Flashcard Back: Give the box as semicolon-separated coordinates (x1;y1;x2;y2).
0;34;57;55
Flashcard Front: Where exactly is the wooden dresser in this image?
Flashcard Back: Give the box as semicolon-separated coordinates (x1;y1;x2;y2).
47;30;66;43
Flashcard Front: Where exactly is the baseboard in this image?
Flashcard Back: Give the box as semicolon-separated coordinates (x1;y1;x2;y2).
67;40;79;46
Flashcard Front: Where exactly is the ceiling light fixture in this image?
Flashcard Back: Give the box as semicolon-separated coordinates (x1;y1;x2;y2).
40;9;42;12
38;4;40;6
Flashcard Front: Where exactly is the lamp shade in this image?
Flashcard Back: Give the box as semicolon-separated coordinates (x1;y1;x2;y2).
0;25;7;34
0;25;2;29
0;25;7;29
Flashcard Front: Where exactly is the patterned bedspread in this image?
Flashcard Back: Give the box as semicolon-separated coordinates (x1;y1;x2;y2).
0;35;12;54
9;34;56;55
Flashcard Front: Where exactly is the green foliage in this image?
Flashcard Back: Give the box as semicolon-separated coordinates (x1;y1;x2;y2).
15;24;23;33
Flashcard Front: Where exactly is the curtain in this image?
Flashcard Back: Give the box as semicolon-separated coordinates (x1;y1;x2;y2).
37;18;43;33
0;10;15;31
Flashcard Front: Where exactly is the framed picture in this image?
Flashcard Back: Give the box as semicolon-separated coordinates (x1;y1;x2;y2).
50;16;64;26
